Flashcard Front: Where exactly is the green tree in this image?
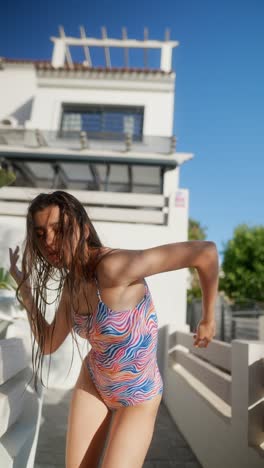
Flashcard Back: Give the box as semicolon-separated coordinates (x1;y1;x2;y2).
188;218;207;241
220;224;264;302
187;218;207;302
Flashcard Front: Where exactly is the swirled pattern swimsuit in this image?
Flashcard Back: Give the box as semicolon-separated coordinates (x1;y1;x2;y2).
73;275;163;411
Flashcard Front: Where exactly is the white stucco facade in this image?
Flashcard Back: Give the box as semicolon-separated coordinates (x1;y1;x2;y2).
0;37;192;389
0;63;36;125
0;63;175;137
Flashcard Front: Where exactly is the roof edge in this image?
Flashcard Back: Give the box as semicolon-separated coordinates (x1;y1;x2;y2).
1;58;174;75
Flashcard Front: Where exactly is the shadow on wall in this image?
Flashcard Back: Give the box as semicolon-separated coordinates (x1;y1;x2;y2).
8;97;34;125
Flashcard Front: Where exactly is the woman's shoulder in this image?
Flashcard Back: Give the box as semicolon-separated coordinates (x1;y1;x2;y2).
96;246;120;266
96;246;142;286
97;246;139;266
95;246;120;274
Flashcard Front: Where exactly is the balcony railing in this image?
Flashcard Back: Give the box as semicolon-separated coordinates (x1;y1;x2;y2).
0;128;177;155
0;186;169;224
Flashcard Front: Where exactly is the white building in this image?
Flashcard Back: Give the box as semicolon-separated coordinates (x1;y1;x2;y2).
0;29;193;466
0;29;263;468
0;29;193;340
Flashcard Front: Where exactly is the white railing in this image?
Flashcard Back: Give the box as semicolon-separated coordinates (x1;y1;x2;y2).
0;186;167;224
163;326;264;468
0;128;175;154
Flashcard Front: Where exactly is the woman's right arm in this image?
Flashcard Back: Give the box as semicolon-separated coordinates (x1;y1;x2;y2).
9;246;72;355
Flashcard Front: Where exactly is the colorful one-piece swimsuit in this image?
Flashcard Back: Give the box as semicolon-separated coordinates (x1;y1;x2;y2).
73;275;164;411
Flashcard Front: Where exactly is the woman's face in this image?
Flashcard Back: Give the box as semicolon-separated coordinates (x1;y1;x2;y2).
33;205;85;269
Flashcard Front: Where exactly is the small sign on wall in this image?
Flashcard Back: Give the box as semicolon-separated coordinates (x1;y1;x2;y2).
175;191;186;207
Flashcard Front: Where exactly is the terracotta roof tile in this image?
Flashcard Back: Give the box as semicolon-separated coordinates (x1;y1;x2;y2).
2;58;50;65
1;58;173;74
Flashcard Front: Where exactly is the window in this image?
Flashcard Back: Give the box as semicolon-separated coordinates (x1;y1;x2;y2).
60;104;144;141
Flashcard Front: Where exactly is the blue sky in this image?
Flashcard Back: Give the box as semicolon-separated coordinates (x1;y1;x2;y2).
1;0;264;256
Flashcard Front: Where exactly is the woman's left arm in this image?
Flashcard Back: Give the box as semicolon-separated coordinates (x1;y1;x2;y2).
103;241;219;290
190;242;218;347
139;241;219;348
194;242;219;323
102;241;219;347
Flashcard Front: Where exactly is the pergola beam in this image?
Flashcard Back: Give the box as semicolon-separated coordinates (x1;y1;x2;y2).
143;27;148;68
51;37;179;49
122;27;129;67
101;26;111;68
58;26;73;68
79;26;92;67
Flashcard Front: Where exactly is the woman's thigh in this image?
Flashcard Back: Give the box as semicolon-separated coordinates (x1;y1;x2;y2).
66;359;113;468
101;393;162;468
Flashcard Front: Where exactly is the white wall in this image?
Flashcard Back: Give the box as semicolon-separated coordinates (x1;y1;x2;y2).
28;78;175;136
0;64;36;123
0;188;189;388
0;61;185;389
0;64;175;136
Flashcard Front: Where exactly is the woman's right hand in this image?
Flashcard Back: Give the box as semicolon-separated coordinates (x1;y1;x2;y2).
9;245;24;286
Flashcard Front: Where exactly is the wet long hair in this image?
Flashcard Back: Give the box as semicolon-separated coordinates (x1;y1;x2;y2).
16;190;111;393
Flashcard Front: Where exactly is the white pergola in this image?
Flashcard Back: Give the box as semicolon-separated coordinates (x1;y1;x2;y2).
51;26;179;72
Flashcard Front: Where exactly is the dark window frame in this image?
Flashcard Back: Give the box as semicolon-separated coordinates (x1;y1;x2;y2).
59;103;144;141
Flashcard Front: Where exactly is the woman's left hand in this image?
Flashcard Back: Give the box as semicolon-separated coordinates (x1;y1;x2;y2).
193;319;216;348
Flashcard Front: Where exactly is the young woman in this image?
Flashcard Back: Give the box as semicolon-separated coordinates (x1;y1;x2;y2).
9;190;218;468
